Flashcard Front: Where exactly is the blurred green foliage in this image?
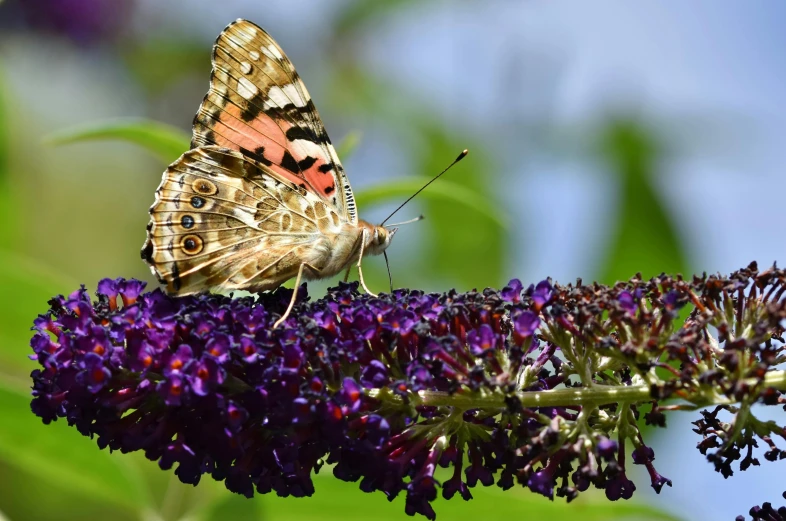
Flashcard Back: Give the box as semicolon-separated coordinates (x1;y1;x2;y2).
327;66;507;290
45;119;190;164
0;1;692;519
0;69;16;251
595;116;688;284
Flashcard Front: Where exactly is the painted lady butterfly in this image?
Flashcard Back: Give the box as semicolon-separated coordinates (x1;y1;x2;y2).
141;19;397;326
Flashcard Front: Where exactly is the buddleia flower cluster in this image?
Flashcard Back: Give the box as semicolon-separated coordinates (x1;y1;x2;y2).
29;262;786;519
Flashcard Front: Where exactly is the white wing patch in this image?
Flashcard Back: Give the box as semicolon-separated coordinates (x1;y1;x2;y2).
267;84;307;108
237;77;258;100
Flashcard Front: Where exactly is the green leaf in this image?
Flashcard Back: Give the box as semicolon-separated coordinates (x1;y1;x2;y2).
595;116;689;284
0;382;149;512
259;471;683;521
44;118;189;164
355;177;508;230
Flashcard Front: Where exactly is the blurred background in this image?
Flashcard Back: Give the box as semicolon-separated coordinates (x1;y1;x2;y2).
1;1;785;520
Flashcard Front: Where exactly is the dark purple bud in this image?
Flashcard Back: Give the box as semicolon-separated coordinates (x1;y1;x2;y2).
597;438;619;461
632;445;655;465
528;468;555;499
605;473;636;501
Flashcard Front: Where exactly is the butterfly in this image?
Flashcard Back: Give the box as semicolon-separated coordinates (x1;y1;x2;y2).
141;18;397;327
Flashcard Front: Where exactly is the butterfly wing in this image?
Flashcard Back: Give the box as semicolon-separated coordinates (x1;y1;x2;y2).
191;19;358;224
142;146;345;295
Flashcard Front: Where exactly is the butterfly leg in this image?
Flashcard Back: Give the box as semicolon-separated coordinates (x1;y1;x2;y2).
273;262;321;329
356;229;377;297
343;265;352;283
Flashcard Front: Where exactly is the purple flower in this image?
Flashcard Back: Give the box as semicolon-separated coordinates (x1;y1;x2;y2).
381;308;417;335
618;291;638;316
26;263;786;519
501;279;523;303
467;324;496;356
76;352;111;392
189;356;224;396
530;280;553;310
361;359;389;388
513;310;540;349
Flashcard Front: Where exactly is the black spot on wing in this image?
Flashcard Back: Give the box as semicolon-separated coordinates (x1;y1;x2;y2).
280;150;300;173
253;146;272;166
240;94;265;123
285;125;327;144
238;146;272;167
318;162;335;173
324;185;335;195
298;156;317;170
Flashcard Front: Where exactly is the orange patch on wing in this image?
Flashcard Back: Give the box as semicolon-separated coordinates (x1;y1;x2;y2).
216;103;337;198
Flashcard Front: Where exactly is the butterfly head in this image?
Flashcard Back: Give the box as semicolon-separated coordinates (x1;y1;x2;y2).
365;224;397;256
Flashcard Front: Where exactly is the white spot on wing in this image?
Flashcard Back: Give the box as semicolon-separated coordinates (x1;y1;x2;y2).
237;77;258;100
292;139;326;159
267;45;283;60
249;50;260;61
240;62;252;74
266;84;306;108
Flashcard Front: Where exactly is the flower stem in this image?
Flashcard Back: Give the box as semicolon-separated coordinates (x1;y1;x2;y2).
410;370;786;411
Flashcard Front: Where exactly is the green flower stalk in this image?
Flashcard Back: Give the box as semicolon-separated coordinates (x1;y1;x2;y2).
29;262;786;520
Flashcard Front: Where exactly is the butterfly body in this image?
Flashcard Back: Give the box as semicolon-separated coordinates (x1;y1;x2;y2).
142;19;395;314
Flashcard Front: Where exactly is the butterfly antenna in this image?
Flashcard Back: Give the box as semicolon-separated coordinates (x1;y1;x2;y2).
381;149;468;226
383;251;393;293
386;215;424;227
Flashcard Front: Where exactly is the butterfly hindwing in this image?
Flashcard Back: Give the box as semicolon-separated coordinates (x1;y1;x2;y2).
191;19;358;224
142;146;345;295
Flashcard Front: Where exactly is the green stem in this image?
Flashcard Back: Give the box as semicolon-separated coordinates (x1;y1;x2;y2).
405;370;786;411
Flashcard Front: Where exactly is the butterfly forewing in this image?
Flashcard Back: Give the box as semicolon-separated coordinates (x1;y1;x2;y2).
191;19;358;224
142;146;346;295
